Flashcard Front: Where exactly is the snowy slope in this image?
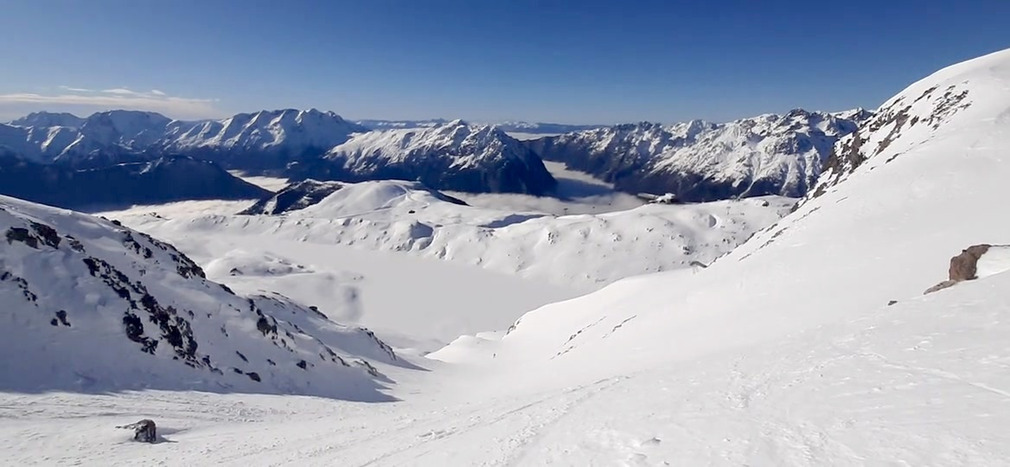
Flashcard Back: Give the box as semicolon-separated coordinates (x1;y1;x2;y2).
527;109;872;201
309;120;558;195
116;180;792;288
239;179;346;215
424;47;1010;462
0;195;398;400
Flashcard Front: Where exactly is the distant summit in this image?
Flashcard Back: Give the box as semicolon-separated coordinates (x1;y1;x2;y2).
525;109;873;201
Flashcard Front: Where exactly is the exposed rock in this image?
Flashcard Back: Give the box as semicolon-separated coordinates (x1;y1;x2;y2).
116;419;157;443
924;244;994;294
949;244;991;281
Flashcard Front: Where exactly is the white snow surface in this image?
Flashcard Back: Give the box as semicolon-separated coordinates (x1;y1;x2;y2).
111;180;792;288
976;246;1010;279
4;48;1010;465
0;195;397;400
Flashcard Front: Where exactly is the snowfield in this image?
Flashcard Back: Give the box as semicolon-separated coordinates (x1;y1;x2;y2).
95;178;791;352
2;47;1010;465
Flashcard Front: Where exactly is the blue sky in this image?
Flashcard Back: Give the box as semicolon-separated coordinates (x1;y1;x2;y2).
0;0;1007;124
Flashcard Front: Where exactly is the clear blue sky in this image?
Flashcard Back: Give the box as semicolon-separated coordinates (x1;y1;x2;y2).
0;0;1007;124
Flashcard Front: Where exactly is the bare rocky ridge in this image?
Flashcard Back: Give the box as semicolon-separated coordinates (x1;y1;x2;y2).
0;195;399;399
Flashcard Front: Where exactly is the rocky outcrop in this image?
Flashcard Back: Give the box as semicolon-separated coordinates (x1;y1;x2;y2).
924;244;996;294
811;84;972;200
0;195;398;399
240;179;345;215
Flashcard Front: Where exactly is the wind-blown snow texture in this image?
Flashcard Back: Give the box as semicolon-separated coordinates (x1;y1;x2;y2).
0;195;396;400
526;109;872;201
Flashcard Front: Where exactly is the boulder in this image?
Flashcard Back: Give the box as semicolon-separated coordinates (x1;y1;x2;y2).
924;244;994;294
117;419;157;443
949;244;992;281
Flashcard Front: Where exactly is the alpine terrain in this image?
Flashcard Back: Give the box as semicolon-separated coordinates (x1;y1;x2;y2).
0;34;1008;467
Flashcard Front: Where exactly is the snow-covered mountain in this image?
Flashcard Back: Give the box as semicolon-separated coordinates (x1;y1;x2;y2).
0;155;267;210
1;108;365;169
1;110;562;194
115;179;792;289
526;109;872;201
354;118;448;130
0;194;397;399
427;48;1010;464
240;179;347;215
157;108;367;170
295;120;558;195
355;119;601;135
9;111;85;129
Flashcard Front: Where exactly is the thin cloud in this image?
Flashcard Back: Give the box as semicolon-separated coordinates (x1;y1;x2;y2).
101;88;140;95
0;88;223;120
58;85;96;93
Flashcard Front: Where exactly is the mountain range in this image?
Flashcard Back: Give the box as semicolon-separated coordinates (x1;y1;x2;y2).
524;108;873;201
0;106;884;207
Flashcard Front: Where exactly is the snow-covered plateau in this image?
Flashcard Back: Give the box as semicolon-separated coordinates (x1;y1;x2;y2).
1;47;1010;466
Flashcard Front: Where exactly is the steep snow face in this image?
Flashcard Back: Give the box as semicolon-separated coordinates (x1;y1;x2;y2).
447;47;1010;405
117;180;792;288
527;109;871;201
0;195;397;399
811;54;985;197
313;120;558;195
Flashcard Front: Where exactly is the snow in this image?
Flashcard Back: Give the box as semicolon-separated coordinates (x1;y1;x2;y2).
530;109;871;200
103;180;791;289
3;47;1010;466
0;195;396;400
977;246;1010;279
